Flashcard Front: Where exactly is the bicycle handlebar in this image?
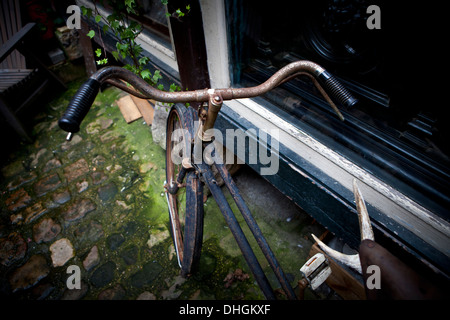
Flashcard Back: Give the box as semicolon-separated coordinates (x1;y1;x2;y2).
317;70;358;108
59;78;101;133
59;61;357;134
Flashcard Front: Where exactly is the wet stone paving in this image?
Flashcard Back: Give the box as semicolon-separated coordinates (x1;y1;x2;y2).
0;80;328;300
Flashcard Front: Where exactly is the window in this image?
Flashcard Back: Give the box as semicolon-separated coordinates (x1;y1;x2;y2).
132;0;172;50
78;0;177;71
225;0;449;218
97;0;172;50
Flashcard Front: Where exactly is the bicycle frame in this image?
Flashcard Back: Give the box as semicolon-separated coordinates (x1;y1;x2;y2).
188;101;297;300
59;60;357;300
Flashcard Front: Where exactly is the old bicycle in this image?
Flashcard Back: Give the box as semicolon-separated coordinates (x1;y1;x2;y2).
59;60;357;300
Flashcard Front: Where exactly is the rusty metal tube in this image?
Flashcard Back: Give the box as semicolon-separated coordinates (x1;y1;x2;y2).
92;66;211;103
60;60;356;144
214;160;297;300
90;61;328;103
227;61;324;99
196;162;276;300
202;92;223;135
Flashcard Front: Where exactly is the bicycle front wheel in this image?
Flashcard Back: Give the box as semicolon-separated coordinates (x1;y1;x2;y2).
165;104;204;277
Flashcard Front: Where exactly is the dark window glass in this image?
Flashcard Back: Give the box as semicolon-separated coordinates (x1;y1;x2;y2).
135;0;171;49
225;0;449;218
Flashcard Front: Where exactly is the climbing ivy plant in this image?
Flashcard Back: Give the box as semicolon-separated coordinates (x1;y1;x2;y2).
81;0;190;91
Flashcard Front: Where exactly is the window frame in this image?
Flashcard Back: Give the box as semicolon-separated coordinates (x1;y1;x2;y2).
199;0;450;275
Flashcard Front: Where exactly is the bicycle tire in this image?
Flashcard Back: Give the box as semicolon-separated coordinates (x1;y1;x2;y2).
165;104;204;277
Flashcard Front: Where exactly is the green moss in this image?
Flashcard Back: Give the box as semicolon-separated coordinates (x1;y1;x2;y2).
177;237;265;300
200;183;315;294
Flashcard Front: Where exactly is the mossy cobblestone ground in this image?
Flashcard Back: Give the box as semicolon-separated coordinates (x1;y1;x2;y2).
0;80;329;300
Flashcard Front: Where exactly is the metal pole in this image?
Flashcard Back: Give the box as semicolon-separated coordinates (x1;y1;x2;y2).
214;162;297;300
196;162;276;300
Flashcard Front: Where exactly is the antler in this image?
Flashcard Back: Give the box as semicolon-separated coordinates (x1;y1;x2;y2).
312;179;374;274
353;179;375;242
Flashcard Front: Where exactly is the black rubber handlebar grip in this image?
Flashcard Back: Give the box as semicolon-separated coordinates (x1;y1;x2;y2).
58;78;101;133
318;70;358;108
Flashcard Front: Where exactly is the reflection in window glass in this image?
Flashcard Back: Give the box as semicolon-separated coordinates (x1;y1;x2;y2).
225;0;449;217
135;0;172;49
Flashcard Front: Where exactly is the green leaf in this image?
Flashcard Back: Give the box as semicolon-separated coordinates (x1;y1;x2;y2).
95;48;102;57
109;19;120;30
169;83;179;92
152;70;162;83
129;20;139;30
140;69;151;80
161;0;168;5
126;64;139;75
125;0;135;7
81;6;92;17
134;45;143;56
139;56;149;66
125;0;136;14
176;9;184;17
96;58;108;65
116;42;129;52
112;51;120;61
95;14;102;23
121;28;134;39
87;30;95;39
